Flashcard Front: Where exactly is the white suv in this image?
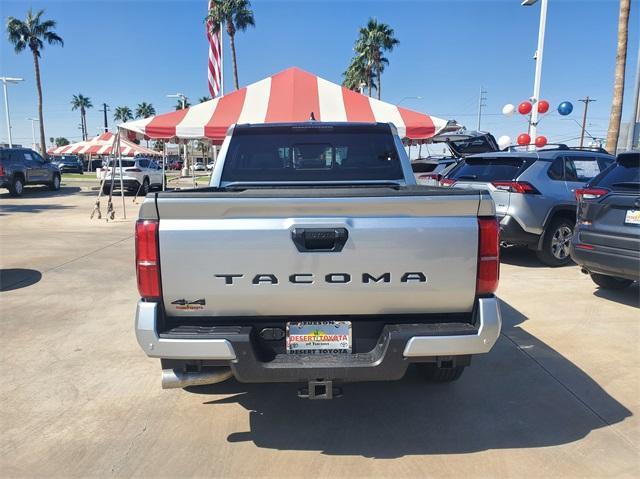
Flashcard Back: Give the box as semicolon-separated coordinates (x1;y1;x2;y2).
98;157;163;195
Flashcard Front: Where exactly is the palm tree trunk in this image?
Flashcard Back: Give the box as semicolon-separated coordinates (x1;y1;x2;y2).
367;68;372;97
606;0;631;153
81;108;86;140
377;61;382;100
228;32;239;90
32;51;46;157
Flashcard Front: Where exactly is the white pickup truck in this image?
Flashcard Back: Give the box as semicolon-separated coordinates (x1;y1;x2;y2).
135;122;501;399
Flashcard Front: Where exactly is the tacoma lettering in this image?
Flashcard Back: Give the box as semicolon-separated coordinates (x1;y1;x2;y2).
214;272;427;285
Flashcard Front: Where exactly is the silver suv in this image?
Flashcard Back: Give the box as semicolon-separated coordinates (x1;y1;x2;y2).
443;147;615;266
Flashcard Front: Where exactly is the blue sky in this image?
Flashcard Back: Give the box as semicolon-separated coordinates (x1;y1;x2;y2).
1;0;638;149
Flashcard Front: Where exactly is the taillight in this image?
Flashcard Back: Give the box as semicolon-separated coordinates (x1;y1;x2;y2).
418;173;442;181
477;217;500;296
492;181;539;194
0;165;5;176
135;219;161;300
440;178;457;186
575;188;609;201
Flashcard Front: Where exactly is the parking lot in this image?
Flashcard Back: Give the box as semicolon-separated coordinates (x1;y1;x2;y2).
1;184;638;478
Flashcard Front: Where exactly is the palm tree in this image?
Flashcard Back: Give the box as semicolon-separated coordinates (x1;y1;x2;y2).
54;137;69;147
606;0;631;153
71;94;92;140
342;55;376;93
174;99;191;110
207;0;255;90
356;18;399;100
135;102;156;119
6;9;63;156
113;106;133;123
199;96;212;103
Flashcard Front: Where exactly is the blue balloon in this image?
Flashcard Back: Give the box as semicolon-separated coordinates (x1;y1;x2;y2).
558;101;573;116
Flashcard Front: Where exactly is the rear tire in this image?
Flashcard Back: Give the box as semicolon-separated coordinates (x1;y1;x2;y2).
590;273;633;290
418;364;465;383
536;217;574;267
9;176;24;197
49;174;61;191
140;177;150;196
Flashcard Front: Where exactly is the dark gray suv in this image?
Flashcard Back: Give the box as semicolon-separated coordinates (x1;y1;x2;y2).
443;146;615;266
0;147;61;196
570;151;639;289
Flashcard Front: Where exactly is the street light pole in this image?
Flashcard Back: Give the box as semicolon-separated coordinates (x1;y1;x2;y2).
26;117;39;150
522;0;548;148
1;77;24;147
398;96;423;105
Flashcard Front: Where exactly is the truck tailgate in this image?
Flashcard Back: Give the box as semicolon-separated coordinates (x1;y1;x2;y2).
154;188;485;316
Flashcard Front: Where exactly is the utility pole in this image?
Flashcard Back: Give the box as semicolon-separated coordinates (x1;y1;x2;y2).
626;45;640;151
477;87;487;131
99;103;110;132
579;97;596;148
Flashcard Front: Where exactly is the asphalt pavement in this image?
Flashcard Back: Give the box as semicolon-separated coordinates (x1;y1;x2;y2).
1;185;638;478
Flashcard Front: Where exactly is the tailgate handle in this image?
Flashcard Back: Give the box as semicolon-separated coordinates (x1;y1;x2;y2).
291;228;348;253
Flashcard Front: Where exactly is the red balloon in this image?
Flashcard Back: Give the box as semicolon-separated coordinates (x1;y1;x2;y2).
517;133;531;146
518;101;533;115
537;100;550;114
535;136;548;148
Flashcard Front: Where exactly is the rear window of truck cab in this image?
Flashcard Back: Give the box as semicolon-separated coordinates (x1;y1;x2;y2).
220;125;404;183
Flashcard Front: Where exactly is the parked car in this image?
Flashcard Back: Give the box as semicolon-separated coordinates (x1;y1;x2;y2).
135;122;502;396
0;147;61;196
206;161;215;171
84;158;103;172
411;131;500;186
51;155;83;174
98;157;163;195
442;146;615;266
570;151;639;289
166;159;183;170
412;158;457;186
190;161;206;171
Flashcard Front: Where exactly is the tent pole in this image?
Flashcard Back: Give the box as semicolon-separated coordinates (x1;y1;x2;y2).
191;141;196;188
117;129;126;219
162;140;166;191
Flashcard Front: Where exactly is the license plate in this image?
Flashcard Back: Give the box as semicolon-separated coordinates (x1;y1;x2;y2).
286;321;352;354
625;209;640;225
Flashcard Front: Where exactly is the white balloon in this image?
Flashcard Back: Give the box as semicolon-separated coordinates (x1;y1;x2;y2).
502;103;516;117
497;135;512;150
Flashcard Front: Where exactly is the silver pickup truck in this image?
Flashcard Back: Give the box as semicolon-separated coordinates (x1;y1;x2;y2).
135;122;502;399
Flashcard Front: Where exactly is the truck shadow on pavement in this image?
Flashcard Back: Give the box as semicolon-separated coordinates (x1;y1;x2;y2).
189;300;632;458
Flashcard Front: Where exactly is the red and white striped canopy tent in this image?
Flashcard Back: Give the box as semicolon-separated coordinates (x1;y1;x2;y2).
47;132;159;156
118;67;453;144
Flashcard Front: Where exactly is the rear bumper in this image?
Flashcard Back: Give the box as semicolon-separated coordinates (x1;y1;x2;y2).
135;297;502;383
499;215;540;246
570;239;640;282
103;178;140;189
